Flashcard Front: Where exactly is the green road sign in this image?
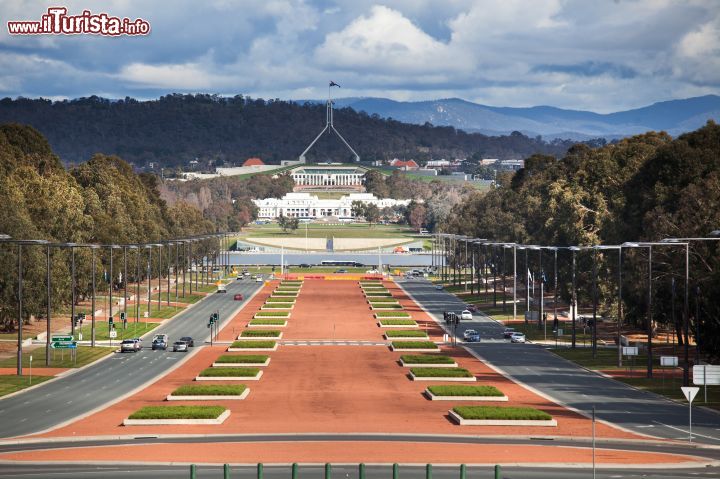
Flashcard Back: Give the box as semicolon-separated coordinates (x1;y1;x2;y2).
51;341;77;349
51;335;73;343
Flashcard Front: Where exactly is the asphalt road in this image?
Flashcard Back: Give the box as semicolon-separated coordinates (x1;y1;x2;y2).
398;279;720;446
0;278;262;439
224;252;432;267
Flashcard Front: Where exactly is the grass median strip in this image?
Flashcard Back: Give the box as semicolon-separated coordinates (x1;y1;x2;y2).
391;341;438;349
371;304;404;309
240;330;282;337
199;367;260;377
452;406;551;421
261;303;294;309
364;292;393;297
266;296;297;302
367;298;400;303
380;319;418;326
385;330;428;338
230;340;276;349
128;405;226;420
0;375;53;397
248;319;287;326
376;312;411;318
411;367;474;378
215;355;269;364
254;311;290;317
428;385;504;397
400;355;455;364
172;384;247;396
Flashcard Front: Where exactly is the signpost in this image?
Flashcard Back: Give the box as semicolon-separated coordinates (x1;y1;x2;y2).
623;346;639;375
660;356;679;390
50;335;76;364
681;386;699;442
693;364;720;403
29;355;32;385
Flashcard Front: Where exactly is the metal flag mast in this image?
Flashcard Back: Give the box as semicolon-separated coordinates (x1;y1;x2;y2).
298;81;360;163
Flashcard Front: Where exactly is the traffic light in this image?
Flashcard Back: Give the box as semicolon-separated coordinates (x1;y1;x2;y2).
120;312;126;321
108;316;114;326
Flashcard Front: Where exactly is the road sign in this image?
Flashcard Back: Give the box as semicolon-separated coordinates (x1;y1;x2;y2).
622;346;638;356
660;356;678;367
51;334;73;343
681;386;699;403
109;330;118;339
51;341;77;349
693;365;720;385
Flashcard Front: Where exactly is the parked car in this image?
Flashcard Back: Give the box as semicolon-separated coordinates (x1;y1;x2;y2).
151;337;168;350
120;339;140;353
463;329;478;340
460;310;473;320
172;340;188;352
502;327;516;338
510;332;526;343
234;293;244;301
179;336;194;347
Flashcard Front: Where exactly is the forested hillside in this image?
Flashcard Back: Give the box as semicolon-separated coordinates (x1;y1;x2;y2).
0;95;578;167
445;121;720;359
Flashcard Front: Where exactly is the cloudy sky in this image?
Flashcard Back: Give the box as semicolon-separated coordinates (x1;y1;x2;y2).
1;0;718;112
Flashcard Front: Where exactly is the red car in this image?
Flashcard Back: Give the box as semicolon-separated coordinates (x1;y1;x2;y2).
234;294;244;301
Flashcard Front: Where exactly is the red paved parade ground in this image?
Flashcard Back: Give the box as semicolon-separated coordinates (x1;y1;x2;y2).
4;277;696;466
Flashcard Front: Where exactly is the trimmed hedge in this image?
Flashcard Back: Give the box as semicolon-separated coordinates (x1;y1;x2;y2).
230;340;276;348
364;292;393;297
255;311;290;317
385;330;428;338
199;367;260;377
215;354;269;363
411;367;474;378
248;319;286;325
428;385;504;397
262;303;294;309
453;406;551;421
391;341;438;349
128;405;225;420
400;354;455;364
375;311;411;318
380;319;418;326
367;298;399;303
172;384;247;396
371;304;403;309
240;329;281;337
266;297;296;303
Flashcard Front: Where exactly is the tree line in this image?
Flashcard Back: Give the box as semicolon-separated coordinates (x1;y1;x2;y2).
443;121;720;360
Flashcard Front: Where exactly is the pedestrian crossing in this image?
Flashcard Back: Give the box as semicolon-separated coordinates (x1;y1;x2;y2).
280;340;388;346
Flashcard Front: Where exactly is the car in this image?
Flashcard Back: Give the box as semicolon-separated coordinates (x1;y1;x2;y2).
299;263;311;268
120;339;140;353
465;304;478;313
510;332;526;343
256;276;263;282
179;336;194;347
217;284;227;293
502;327;516;338
334;269;348;273
151;338;168;350
435;284;443;290
460;310;473;320
366;269;379;274
172;341;188;352
463;329;478;340
466;332;481;342
234;293;244;301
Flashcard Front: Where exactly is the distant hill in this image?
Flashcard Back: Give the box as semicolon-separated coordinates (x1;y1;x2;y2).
322;95;720;139
0;95;578;168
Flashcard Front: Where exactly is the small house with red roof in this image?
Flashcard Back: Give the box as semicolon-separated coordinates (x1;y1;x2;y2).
242;157;265;167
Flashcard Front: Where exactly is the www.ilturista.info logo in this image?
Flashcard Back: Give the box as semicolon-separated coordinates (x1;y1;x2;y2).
7;7;150;36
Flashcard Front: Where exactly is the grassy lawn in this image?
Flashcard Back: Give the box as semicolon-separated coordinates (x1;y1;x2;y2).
392;341;438;349
248;319;286;326
266;297;296;303
411;367;474;378
230;340;276;349
240;330;282;337
400;354;455;365
0;331;34;340
128;405;225;420
261;303;294;309
617;377;720;411
254;311;290;318
215;355;269;364
376;312;411;318
123;303;185;319
74;321;160;341
379;319;417;326
371;304;403;310
0;346;113;368
550;347;648;371
151;292;204;304
199;367;260;377
241;223;417;239
510;321;593;343
453;406;551;420
172;384;246;396
385;330;428;338
0;375;53;397
428;385;504;397
367;298;400;303
364;292;392;297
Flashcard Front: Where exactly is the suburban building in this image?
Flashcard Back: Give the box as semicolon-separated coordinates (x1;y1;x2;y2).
253;192;411;219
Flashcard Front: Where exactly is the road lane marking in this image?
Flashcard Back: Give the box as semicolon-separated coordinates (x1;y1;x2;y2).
653;420;720;441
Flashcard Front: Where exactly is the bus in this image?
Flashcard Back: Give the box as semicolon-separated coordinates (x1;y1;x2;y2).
320;260;365;267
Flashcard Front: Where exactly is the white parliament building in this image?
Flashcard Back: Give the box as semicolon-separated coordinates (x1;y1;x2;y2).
254;192;411;219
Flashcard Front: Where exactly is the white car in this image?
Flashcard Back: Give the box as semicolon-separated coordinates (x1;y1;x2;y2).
510;332;526;343
462;329;478;340
256;275;263;282
460;310;473;320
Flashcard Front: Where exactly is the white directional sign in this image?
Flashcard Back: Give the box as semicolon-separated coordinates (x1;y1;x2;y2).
660;356;678;367
622;346;639;356
109;330;118;339
681;386;699;403
693;365;720;385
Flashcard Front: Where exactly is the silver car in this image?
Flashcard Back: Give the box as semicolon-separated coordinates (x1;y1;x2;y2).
120;339;140;353
172;340;188;352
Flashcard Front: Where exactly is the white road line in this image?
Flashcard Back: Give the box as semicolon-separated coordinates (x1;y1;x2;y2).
653;420;720;441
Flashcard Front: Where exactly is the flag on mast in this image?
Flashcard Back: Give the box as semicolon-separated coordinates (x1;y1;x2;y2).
329;81;341;87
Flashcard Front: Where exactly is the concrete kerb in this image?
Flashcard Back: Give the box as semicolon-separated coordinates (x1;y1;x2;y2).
394;280;659;442
15;283;265;438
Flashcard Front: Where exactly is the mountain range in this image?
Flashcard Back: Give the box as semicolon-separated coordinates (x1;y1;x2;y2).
317;95;720;140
